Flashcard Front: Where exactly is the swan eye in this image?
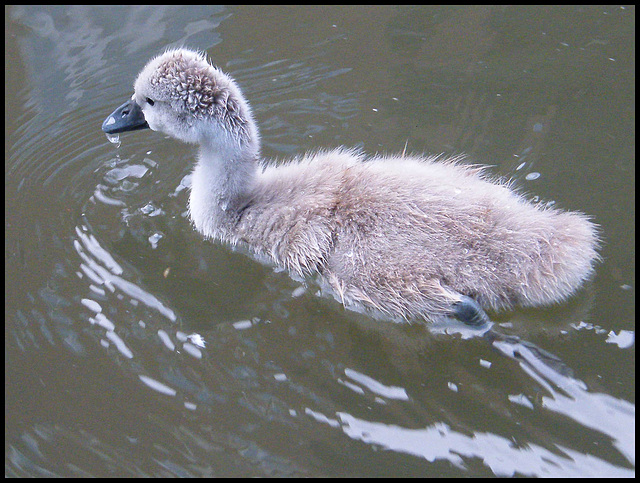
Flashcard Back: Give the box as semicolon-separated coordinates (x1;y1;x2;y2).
146;97;155;106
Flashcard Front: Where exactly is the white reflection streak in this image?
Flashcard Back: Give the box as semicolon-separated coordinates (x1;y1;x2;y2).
157;329;175;351
343;368;409;401
305;408;634;477
493;340;636;467
334;412;634;477
105;329;134;359
74;225;176;322
139;375;177;397
75;226;123;274
82;298;134;359
93;185;126;207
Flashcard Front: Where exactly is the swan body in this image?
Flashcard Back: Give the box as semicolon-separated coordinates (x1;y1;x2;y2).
103;48;600;324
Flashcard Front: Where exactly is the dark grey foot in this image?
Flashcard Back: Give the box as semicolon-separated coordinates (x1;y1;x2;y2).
452;295;491;327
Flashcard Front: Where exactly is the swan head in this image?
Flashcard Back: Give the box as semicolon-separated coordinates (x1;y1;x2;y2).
102;48;259;155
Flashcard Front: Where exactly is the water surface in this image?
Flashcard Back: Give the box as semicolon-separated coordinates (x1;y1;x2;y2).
5;5;635;477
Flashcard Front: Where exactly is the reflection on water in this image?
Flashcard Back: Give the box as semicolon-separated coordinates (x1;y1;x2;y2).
6;5;635;477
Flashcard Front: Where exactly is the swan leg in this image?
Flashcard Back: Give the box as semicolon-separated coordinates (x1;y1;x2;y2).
452;295;491;327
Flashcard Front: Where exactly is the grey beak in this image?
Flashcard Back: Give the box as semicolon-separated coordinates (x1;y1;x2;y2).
102;98;149;134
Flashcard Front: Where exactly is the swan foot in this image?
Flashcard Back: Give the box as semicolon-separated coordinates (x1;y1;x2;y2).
452;295;491;328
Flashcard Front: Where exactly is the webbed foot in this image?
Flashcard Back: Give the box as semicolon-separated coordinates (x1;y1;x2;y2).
452;295;491;328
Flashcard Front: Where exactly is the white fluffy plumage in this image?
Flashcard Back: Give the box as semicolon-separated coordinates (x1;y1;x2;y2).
120;48;600;322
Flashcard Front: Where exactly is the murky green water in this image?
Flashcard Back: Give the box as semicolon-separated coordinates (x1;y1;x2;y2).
6;5;634;476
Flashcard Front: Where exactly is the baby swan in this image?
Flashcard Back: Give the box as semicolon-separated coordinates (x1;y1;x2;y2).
103;48;599;326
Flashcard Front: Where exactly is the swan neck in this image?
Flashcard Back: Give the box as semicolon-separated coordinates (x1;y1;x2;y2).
188;142;258;238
